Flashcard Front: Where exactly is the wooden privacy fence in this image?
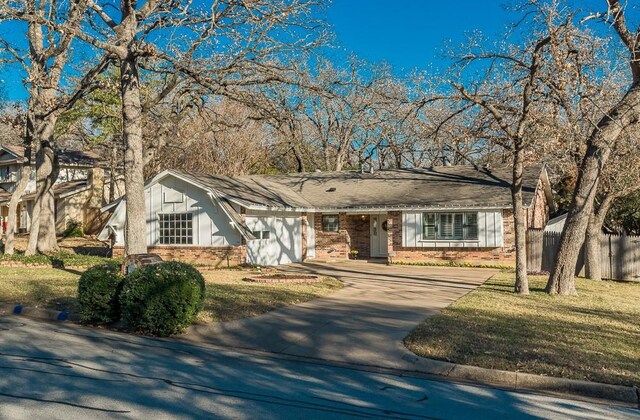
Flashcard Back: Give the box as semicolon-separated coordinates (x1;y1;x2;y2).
526;229;640;281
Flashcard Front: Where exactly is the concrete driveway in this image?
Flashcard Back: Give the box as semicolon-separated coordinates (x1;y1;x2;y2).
183;261;496;369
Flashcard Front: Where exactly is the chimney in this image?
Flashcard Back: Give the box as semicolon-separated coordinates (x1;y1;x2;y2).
88;167;105;208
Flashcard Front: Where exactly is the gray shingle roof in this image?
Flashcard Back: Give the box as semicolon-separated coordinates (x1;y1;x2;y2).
0;145;106;167
173;164;545;211
0;180;89;204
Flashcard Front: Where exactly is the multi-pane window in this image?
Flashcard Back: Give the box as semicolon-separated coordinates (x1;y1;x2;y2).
159;213;193;244
251;230;271;240
422;212;479;241
322;214;340;232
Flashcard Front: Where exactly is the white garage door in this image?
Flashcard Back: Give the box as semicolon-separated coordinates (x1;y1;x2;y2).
245;214;302;266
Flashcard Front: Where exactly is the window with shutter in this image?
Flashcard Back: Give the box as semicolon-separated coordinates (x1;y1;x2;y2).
421;212;479;241
464;213;479;240
422;213;436;240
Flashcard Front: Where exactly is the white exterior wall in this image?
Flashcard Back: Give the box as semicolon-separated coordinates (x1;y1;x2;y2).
245;209;303;265
105;176;242;247
402;210;504;248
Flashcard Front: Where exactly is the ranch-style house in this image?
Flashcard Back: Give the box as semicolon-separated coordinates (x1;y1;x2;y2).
98;164;554;267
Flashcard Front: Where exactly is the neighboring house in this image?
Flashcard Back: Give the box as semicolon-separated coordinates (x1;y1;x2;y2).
98;164;555;267
0;145;123;235
545;213;567;233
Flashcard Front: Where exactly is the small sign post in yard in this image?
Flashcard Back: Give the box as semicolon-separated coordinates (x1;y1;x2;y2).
121;253;163;275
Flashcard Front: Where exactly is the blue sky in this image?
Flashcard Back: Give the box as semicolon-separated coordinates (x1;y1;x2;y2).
0;0;621;101
326;0;511;74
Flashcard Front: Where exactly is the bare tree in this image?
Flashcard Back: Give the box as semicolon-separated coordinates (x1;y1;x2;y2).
145;100;274;177
584;132;640;280
63;0;326;255
546;0;640;294
0;0;109;255
444;1;581;295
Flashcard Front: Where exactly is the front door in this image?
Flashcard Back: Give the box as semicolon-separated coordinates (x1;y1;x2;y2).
370;214;388;258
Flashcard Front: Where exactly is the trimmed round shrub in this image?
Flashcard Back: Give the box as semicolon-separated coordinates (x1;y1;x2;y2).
120;261;205;336
77;262;125;324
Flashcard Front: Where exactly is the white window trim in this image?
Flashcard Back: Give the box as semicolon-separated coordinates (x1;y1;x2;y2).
322;214;340;233
157;211;194;245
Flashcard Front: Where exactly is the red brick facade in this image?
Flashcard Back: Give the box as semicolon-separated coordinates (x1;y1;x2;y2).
113;245;244;268
312;212;374;260
114;188;548;267
346;214;371;258
313;212;350;260
526;179;549;229
311;207;532;265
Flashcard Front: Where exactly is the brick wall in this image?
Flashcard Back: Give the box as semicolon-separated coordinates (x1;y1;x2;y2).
346;214;370;258
112;245;245;267
527;180;549;229
313;212;350;260
312;212;374;260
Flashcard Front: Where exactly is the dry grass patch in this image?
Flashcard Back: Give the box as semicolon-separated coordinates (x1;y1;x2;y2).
196;269;343;323
0;266;343;324
404;272;640;387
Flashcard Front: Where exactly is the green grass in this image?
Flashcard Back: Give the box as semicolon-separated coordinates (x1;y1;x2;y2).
404;272;640;387
0;267;343;323
0;251;116;267
0;267;81;313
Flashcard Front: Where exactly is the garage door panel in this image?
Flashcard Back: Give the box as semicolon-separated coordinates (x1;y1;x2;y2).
246;215;302;266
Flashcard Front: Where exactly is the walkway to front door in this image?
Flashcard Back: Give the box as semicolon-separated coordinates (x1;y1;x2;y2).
182;261;496;370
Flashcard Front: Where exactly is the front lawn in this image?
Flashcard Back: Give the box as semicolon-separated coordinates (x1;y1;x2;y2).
404;272;640;387
0;266;342;323
0;268;81;313
196;270;343;323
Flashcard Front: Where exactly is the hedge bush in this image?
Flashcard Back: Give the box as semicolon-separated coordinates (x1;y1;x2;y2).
63;220;84;238
120;261;205;336
77;262;124;324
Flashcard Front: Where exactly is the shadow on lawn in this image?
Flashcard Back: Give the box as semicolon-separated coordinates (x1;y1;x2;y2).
20;278;79;313
202;282;339;322
406;303;640;387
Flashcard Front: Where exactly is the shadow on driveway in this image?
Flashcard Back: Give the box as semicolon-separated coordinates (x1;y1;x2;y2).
182;261;497;369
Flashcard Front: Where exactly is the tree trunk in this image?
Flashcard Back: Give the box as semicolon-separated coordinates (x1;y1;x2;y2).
109;141;117;203
546;85;640;295
36;145;60;254
4;165;31;255
25;142;45;256
584;217;602;281
585;195;614;281
26;141;59;255
120;54;147;255
512;149;529;294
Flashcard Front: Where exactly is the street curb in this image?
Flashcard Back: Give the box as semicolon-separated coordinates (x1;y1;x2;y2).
0;303;77;322
403;352;639;407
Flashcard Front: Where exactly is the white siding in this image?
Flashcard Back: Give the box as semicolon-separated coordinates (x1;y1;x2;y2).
102;175;242;247
307;213;316;258
402;210;504;248
245;210;303;265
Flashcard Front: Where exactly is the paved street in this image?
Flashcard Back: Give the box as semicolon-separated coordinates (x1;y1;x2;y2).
185;261;496;369
0;316;636;419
